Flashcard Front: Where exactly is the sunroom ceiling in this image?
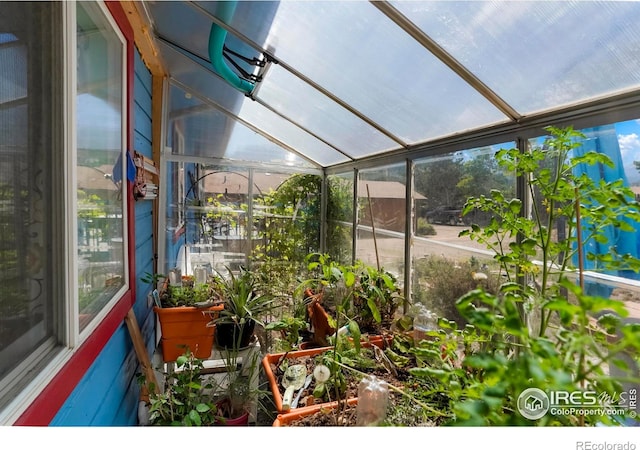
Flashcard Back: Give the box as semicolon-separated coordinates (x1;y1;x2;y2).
143;1;640;169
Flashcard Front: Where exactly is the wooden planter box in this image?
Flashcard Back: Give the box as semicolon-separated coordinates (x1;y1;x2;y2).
262;336;391;414
154;304;223;362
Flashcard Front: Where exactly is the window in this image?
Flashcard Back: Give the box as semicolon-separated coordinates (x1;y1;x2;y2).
411;144;516;325
0;1;127;419
0;0;64;414
327;172;355;265
75;1;127;332
356;163;406;282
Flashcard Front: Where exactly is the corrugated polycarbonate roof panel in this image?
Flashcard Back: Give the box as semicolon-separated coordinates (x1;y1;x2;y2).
168;83;316;168
147;1;640;168
235;92;351;167
158;39;348;167
393;1;640;115
197;1;509;146
256;63;400;159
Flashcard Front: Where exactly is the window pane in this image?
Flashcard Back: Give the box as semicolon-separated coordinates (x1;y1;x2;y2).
162;160;186;276
0;2;63;411
356;163;406;282
76;2;125;330
411;144;515;325
328;172;355;265
250;171;322;295
529;122;640;283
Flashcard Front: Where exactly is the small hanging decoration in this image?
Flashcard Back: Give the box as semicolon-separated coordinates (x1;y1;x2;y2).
132;151;158;201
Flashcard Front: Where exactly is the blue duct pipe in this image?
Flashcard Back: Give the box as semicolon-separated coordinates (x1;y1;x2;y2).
208;1;255;95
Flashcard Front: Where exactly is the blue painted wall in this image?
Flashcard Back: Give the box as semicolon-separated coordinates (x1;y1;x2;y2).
51;49;156;426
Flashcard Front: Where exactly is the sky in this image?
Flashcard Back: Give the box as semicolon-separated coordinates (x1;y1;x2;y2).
616;119;640;185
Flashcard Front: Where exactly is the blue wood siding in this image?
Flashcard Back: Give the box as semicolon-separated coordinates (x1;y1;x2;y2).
51;49;156;426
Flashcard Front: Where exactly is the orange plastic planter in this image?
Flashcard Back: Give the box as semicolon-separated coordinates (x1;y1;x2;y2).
154;304;223;362
299;334;392;350
272;398;358;426
262;337;390;413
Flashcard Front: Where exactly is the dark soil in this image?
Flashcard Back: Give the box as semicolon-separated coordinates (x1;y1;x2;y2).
283;402;359;426
269;348;410;410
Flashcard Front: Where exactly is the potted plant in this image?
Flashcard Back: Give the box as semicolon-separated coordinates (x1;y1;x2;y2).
143;272;224;362
213;267;274;350
211;346;264;425
147;350;222;426
299;253;401;346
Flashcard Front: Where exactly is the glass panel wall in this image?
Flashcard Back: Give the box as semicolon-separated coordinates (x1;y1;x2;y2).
162;160;186;277
527;122;640;279
356;163;406;283
411;144;515;325
160;160;322;290
525;122;640;332
327;172;355;265
163;163;253;279
251;171;321;296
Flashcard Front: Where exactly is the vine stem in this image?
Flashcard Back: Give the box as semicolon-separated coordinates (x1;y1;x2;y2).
574;187;586;427
332;359;450;417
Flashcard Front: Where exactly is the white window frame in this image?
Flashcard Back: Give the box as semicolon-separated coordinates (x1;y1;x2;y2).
72;0;129;341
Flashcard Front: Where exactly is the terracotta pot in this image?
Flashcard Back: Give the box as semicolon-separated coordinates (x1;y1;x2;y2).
262;338;388;414
154;304;223;362
272;398;358;426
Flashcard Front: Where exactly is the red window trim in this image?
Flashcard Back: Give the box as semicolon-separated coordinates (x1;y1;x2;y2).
14;1;136;426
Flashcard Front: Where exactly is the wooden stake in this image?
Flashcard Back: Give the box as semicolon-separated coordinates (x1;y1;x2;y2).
125;309;159;400
366;184;380;270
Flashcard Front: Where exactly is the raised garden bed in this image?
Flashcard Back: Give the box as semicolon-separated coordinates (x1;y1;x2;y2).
272;398;358;426
262;336;403;414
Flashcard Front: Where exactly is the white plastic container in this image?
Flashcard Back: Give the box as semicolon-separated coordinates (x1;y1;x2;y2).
413;306;437;342
356;375;389;426
168;267;182;286
194;266;207;285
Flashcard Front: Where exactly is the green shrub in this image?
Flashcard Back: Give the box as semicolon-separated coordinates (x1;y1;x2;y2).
416;217;436;236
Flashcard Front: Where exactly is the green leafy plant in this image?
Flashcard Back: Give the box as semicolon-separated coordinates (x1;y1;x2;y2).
209;346;265;422
416;217;437;236
265;315;308;350
302;253;402;334
250;174;322;296
214;267;274;328
410;126;640;426
141;272;222;308
147;350;221;426
412;255;501;327
352;262;403;332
